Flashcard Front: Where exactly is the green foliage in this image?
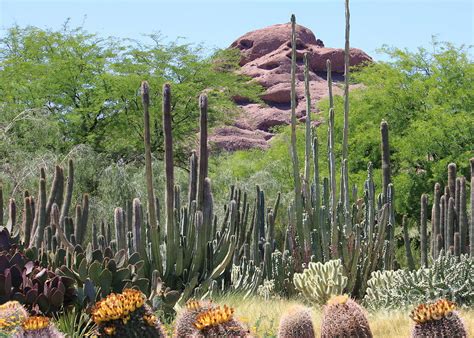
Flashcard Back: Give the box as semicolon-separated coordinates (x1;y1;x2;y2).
319;40;473;218
0;23;262;165
53;308;97;338
364;254;474;310
211;40;473;229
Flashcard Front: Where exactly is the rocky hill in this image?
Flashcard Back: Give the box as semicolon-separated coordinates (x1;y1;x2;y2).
209;22;372;151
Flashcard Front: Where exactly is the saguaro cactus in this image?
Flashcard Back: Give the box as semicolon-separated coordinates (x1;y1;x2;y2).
470;158;474;257
141;80;161;273
420;194;428;268
289;15;304;257
342;0;350;160
163;83;175;276
196;94;209;212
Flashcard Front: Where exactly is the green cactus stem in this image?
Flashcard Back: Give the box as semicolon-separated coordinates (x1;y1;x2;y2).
420;194;428;267
141;80;161;274
402;215;416;271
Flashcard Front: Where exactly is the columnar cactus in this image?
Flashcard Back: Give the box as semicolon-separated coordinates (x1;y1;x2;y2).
284;14;395;299
420;194;428;267
342;0;350;160
320;295;373;338
293;260;348;306
425;159;473;260
278;305;315;338
410;299;467;338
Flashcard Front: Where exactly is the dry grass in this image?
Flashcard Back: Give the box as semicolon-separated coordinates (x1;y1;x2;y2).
215;294;474;337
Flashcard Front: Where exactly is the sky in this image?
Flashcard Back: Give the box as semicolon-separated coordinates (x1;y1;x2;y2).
0;0;473;60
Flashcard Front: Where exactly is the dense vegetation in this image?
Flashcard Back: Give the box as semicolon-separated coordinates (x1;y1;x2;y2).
0;14;473;337
0;23;261;219
211;40;474;228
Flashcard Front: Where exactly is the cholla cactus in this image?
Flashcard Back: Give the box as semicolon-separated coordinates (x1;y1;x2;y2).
364;254;474;310
410;299;467;337
174;300;250;337
91;288;165;337
293;260;347;306
13;316;64;338
278;305;315;338
320;295;373;338
0;301;28;336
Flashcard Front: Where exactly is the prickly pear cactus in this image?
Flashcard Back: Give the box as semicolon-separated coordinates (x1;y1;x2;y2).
0;301;28;336
91;288;166;337
410;299;467;338
12;316;64;338
278;305;315;338
293;260;347;306
320;295;373;338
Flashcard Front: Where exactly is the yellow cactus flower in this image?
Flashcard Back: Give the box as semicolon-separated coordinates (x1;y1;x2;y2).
410;299;456;324
92;289;146;324
22;316;50;331
194;305;234;330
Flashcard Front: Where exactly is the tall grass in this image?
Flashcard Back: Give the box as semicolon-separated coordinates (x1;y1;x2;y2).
212;295;474;337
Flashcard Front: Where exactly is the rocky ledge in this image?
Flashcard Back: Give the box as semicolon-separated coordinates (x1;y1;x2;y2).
209;22;371;151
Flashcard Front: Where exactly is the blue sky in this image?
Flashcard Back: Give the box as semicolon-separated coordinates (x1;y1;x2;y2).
1;0;473;60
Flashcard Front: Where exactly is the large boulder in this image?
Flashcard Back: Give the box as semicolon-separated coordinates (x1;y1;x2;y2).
209;22;372;151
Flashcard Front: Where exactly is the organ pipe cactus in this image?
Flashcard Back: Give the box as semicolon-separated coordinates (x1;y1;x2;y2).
421;159;473;261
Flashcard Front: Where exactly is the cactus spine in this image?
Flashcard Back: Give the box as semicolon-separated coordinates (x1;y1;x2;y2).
278;305;315;338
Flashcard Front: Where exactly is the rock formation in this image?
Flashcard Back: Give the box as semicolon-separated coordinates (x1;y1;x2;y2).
209;22;372;151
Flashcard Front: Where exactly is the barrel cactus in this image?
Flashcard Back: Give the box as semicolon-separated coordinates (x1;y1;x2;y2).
91;288;166;337
12;316;64;338
410;299;467;337
0;301;28;336
174;299;249;337
278;305;315;338
174;300;216;337
320;295;373;338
